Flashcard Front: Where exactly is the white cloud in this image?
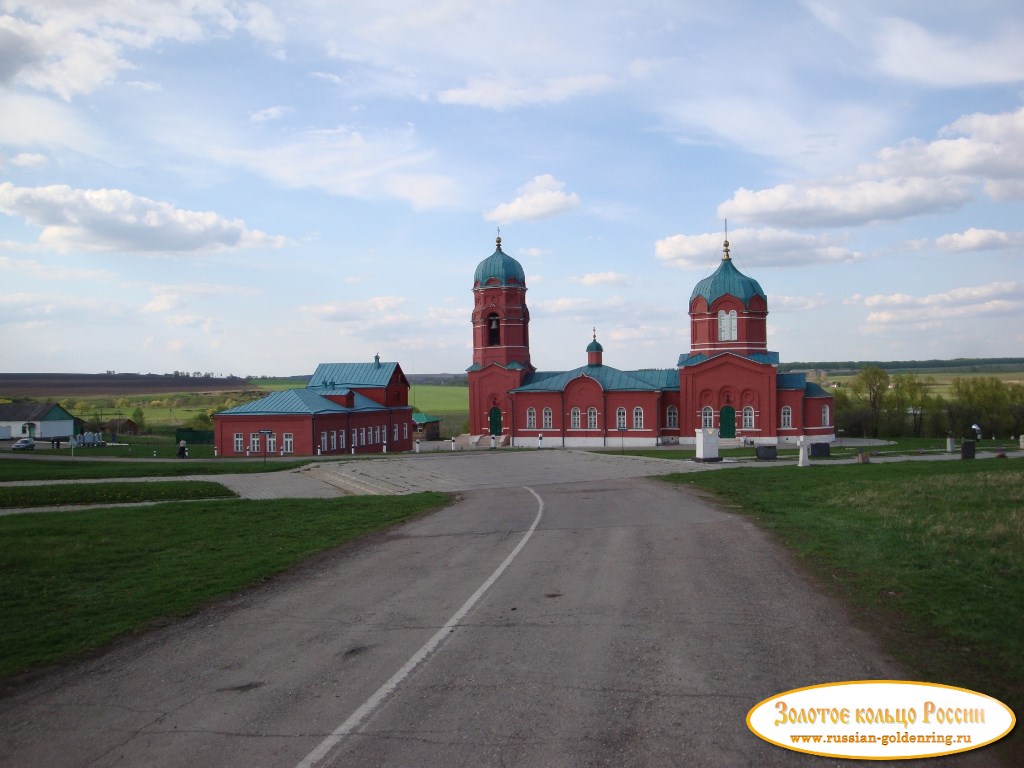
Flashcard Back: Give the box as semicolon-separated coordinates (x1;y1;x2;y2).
848;282;1023;329
0;255;112;281
438;74;614;110
718;178;970;228
576;271;629;286
0;2;237;98
485;175;580;223
655;227;862;268
718;104;1024;227
207;125;458;210
0;183;285;254
10;152;47;167
250;105;291;123
934;228;1021;252
0;91;101;153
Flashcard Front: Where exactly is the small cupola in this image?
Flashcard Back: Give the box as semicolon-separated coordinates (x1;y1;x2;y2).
586;328;604;366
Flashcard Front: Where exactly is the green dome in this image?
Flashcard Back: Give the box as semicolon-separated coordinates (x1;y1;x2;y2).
689;242;765;308
586;337;603;353
473;237;526;287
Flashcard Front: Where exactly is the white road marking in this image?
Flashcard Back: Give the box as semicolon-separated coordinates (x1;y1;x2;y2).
294;486;545;768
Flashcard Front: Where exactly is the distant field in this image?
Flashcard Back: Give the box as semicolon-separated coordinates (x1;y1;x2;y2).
410;385;468;413
827;369;1024;397
410;385;469;438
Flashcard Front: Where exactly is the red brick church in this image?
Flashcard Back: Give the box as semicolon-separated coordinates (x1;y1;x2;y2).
467;236;834;447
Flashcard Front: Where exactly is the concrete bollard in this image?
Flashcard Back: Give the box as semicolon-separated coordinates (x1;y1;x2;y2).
415;439;420;453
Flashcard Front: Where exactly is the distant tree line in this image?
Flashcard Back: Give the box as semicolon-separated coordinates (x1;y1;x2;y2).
834;367;1024;439
781;357;1024;374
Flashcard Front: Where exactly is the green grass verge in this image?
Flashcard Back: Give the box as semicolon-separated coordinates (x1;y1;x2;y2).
0;493;449;677
0;459;309;482
663;459;1023;759
0;481;236;508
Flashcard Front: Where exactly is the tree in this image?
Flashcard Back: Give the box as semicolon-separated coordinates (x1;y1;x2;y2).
850;366;890;438
130;407;147;434
952;377;1011;438
889;373;930;437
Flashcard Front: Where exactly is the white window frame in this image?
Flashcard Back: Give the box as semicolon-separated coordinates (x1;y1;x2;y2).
351;428;357;448
360;427;366;446
666;405;678;429
267;432;277;453
822;404;830;427
587;407;598;429
393;424;398;442
742;406;754;429
330;431;337;451
718;309;738;341
250;432;260;453
781;406;793;429
339;430;345;449
403;422;408;439
616;407;627;429
233;432;243;453
702;406;714;428
526;407;536;429
570;407;581;429
542;407;553;430
320;432;328;452
632;406;644;430
283;433;294;453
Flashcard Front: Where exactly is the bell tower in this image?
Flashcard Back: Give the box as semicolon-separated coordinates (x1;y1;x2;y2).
468;236;533;436
471;235;531;369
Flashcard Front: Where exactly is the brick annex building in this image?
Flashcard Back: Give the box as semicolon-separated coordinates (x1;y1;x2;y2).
467;236;834;447
213;358;415;457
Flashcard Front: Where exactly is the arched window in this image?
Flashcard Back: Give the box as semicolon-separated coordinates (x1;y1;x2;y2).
742;406;754;429
666;405;678;428
616;407;627;429
526;407;536;429
570;407;581;429
702;406;714;428
717;309;738;341
487;313;500;346
542;407;553;429
632;406;644;429
822;404;830;427
587;407;598;429
781;406;792;428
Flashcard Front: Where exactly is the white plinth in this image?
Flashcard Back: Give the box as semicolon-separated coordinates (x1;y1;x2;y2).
695;428;719;460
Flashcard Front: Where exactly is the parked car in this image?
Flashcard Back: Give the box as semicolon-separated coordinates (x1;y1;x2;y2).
12;437;35;450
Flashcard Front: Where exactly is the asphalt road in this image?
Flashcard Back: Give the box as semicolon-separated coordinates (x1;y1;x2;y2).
0;467;1006;766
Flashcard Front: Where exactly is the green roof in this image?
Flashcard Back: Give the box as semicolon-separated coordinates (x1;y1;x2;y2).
678;351;780;367
473;238;526;287
308;360;398;390
218;389;386;416
412;413;441;424
513;365;675;393
689;255;766;308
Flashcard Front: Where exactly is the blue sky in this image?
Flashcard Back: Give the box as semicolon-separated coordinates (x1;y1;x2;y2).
1;0;1022;376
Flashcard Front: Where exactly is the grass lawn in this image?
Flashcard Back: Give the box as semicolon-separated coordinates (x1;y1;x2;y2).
0;480;236;508
0;458;309;482
0;492;449;678
664;459;1023;761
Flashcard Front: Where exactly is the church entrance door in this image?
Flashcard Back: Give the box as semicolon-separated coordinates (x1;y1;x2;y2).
489;407;502;436
720;405;736;438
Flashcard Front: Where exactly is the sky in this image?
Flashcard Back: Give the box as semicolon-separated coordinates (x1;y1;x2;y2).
1;0;1023;377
